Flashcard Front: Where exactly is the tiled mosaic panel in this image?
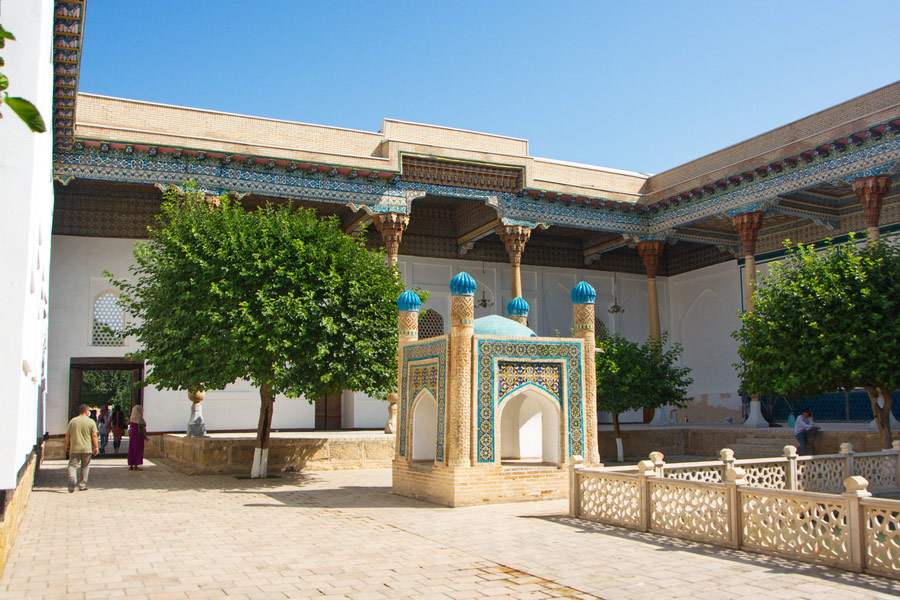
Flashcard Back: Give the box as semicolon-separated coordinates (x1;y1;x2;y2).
496;361;562;402
476;339;583;463
398;338;447;461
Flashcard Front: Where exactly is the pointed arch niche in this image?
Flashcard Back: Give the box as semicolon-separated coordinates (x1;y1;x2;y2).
498;384;561;465
410;389;438;461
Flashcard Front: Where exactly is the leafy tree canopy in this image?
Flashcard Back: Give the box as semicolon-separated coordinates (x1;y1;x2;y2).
110;185;406;401
595;333;693;437
733;238;900;446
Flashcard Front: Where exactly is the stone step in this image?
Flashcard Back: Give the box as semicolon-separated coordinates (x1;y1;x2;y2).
729;443;787;459
734;437;794;445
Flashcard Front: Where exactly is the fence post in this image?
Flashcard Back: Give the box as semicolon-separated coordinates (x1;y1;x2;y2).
724;466;746;549
720;448;735;481
649;451;665;477
783;445;798;491
842;475;871;573
893;441;900;489
636;459;655;532
568;455;584;517
840;443;855;479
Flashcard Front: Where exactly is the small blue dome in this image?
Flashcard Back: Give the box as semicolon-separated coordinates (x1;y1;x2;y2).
449;272;477;296
396;290;421;312
507;297;530;317
473;315;537;337
571;281;596;304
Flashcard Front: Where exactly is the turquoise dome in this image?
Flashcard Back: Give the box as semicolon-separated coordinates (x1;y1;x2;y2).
396;290;421;312
473;315;537;337
506;297;530;317
449;272;477;296
571;281;596;304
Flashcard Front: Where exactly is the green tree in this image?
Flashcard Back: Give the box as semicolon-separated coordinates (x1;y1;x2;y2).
0;25;46;132
111;185;405;476
595;334;692;461
81;369;133;410
734;238;900;448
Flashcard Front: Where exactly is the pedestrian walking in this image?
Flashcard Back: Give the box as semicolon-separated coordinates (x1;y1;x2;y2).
110;404;126;453
127;405;146;470
65;404;99;492
97;405;110;454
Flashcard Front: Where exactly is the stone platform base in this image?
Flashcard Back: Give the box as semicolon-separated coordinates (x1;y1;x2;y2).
392;460;569;507
158;432;395;475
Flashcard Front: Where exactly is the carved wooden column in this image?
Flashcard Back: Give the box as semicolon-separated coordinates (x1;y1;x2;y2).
637;241;666;425
851;176;891;244
732;212;763;312
732;211;767;428
499;225;531;299
373;212;410;265
637;241;664;341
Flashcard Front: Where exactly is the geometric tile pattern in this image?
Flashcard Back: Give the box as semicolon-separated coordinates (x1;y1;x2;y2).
475;339;583;463
398;338;447;461
497;361;562;403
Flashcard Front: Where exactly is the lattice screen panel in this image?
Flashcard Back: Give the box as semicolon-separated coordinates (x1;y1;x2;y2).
419;310;445;339
92;292;124;347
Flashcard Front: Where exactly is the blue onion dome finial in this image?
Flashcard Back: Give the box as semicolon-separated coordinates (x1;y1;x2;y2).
507;296;530;317
396;290;421;312
449;272;477;296
571;281;596;304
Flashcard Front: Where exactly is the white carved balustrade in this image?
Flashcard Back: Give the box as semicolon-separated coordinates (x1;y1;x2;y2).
569;443;900;579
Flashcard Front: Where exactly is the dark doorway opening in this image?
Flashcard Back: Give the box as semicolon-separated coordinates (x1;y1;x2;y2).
314;393;342;430
68;358;143;455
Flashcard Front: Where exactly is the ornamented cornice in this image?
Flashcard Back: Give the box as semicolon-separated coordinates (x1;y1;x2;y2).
53;119;900;240
52;1;86;150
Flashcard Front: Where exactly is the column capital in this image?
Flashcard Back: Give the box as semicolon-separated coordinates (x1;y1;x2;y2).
637;240;664;279
731;211;764;257
851;176;891;232
498;224;532;266
373;212;409;264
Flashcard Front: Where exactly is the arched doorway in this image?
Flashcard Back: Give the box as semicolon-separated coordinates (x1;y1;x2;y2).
411;390;438;461
498;386;561;465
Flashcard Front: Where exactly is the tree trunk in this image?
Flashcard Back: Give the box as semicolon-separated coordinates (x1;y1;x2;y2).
251;382;275;478
865;386;893;450
612;413;624;462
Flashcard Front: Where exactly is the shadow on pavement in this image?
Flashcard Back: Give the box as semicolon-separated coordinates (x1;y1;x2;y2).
535;514;900;596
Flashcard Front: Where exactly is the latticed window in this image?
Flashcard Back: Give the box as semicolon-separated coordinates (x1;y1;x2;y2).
418;310;444;339
595;318;608;341
92;292;124;347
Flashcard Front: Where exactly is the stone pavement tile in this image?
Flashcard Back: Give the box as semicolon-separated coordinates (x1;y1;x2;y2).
2;462;900;600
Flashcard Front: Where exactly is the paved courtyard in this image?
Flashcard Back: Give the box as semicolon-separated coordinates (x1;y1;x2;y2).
1;459;898;600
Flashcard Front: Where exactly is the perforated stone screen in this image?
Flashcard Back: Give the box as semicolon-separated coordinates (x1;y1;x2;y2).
92;292;124;346
418;310;444;339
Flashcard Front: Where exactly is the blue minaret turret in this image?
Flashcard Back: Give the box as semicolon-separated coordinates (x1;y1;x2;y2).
449;271;477;296
396;290;422;312
570;281;596;305
506;297;530;325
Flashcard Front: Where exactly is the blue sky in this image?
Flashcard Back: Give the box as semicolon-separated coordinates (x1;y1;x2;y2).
79;1;899;175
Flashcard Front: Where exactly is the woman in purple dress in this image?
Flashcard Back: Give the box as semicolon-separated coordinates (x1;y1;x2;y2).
127;405;146;470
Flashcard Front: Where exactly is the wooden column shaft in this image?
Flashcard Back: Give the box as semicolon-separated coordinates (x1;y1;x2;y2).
499;225;531;299
637;241;664;341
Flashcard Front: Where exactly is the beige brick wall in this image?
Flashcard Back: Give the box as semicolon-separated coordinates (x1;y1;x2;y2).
392;461;568;507
0;451;36;578
644;82;900;201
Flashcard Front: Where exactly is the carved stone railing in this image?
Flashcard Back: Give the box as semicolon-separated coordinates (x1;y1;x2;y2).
591;442;900;493
569;442;900;579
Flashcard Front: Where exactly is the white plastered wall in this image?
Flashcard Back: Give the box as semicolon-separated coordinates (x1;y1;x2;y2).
0;0;54;489
46;234;747;433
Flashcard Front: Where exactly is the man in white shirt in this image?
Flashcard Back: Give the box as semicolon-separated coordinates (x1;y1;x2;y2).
794;409;820;455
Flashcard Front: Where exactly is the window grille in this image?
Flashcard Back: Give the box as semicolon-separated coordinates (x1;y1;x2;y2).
595;318;608;341
418;310;444;339
92;292;124;347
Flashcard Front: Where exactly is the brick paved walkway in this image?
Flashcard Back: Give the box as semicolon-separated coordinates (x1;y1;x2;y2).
1;458;897;599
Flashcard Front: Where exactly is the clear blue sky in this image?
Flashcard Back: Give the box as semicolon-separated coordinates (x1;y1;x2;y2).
79;1;899;175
